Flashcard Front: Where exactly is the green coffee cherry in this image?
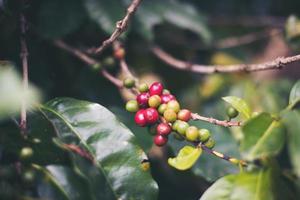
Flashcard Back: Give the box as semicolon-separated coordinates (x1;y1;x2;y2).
163;89;170;94
198;129;211;142
226;106;239;119
148;95;161;108
185;126;199;141
204;138;215;149
167;100;180;113
177;121;189;136
91;63;102;71
158;104;167;114
138;83;149;93
163;109;177;122
125;100;139;112
123;77;135;88
20;147;33;161
173;133;184;141
172;120;180;131
22;169;36;184
103;57;115;66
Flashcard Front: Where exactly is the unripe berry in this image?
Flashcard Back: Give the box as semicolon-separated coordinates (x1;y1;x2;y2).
136;92;150;107
167;100;180;113
123;77;135;88
172;120;180;131
22;169;36;184
114;48;125;60
158;103;167;114
198;129;211;142
226;106;239;119
144;108;159;124
177;109;191;122
185;126;199;142
134;110;147;127
154;135;168;146
149;82;163;96
138;83;149;93
148;95;161;108
204;138;215;149
177;121;189;136
173;133;184;141
20;147;33;161
163;89;170;94
156;123;171;136
161;94;176;104
125;100;139;112
163;109;177;122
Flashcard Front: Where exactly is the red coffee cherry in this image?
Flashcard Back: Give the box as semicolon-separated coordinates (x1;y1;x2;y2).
136;92;150;107
134;109;147;127
144;108;159;124
177;109;191;122
114;48;125;60
156;123;171;136
154;134;168;146
149;82;163;96
161;94;176;104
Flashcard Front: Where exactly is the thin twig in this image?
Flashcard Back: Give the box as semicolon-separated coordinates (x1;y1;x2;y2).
89;0;142;54
152;46;300;74
53;40;122;88
20;6;28;137
191;113;241;127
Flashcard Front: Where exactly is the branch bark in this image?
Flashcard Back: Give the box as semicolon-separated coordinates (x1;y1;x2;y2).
88;0;142;54
191;113;241;127
152;46;300;74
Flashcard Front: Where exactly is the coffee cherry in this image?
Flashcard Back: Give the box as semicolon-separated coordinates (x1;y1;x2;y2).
148;95;161;108
177;121;189;136
161;94;176;104
114;48;125;60
154;134;168;146
22;169;36;184
185;126;199;142
138;83;149;93
123;77;135;88
177;109;191;122
20;147;33;161
149;82;163;96
226;106;239;119
148;124;158;135
156;123;171;136
163;109;177;122
163;89;170;94
204;138;215;149
125;100;139;112
158;103;167;114
136;92;150;107
198;129;211;142
173;133;184;141
167;100;180;113
134;110;147;127
172;120;180;131
144;108;159;124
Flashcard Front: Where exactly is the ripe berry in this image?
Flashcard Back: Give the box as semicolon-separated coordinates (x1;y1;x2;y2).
148;95;161;108
114;48;125;60
136;92;150;107
158;103;167;114
163;109;177;122
134;110;147;127
144;108;159;124
177;109;191;122
177;121;189;136
154;135;168;146
226;106;239;119
161;94;176;104
123;77;135;88
198;129;211;142
149;82;163;96
138;83;149;93
20;147;33;161
204;138;215;149
156;123;171;136
185;126;199;141
125;100;139;112
167;100;180;113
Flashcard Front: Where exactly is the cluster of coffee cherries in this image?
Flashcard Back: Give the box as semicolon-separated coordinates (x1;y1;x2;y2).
125;80;215;148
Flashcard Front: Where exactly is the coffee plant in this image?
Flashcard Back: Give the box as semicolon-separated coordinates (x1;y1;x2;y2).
1;0;300;199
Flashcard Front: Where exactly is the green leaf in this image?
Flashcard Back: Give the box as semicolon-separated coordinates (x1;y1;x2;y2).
39;98;158;200
168;145;202;170
240;113;285;160
37;0;86;38
84;0;124;34
200;169;275;200
289;80;300;109
282;110;300;177
222;96;251;119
